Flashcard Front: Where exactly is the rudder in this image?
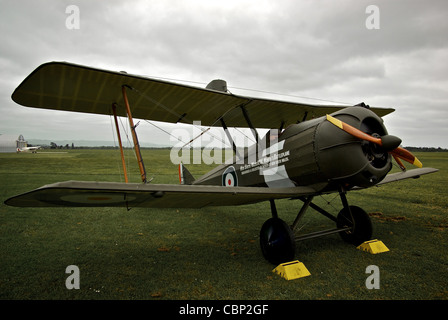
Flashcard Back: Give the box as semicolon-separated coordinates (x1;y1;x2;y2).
178;163;195;185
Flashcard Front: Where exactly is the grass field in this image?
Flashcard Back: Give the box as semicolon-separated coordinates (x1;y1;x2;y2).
0;148;446;300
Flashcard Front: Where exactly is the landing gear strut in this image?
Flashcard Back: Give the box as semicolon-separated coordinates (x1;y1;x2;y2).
259;188;373;264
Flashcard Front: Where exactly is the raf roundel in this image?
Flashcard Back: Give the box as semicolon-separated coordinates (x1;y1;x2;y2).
225;172;234;186
222;166;238;187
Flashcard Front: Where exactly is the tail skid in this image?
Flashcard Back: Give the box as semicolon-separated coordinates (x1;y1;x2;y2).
178;163;195;185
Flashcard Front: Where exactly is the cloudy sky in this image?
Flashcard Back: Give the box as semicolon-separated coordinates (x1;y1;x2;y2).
1;0;447;148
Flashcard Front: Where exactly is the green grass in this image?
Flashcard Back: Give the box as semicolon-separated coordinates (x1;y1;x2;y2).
0;149;447;300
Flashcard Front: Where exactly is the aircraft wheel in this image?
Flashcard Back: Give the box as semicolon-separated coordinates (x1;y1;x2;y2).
336;206;372;246
260;218;296;264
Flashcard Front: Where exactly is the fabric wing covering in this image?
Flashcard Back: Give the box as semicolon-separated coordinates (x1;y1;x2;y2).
12;62;394;130
4;181;316;208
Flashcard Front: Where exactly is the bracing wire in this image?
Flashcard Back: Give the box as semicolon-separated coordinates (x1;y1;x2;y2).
122;78;352;167
130;86;258;151
143;119;185;144
227;87;352;106
131;86;239;150
118;114;134;182
109;114;124;182
139;74;354;106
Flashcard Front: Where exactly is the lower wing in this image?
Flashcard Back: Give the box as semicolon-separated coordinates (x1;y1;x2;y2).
4;181;316;208
4;168;437;208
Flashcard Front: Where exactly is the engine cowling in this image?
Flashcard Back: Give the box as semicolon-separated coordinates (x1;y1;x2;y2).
283;106;393;191
316;106;393;188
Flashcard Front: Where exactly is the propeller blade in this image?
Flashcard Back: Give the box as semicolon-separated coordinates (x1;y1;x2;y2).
326;114;422;168
390;147;423;168
326;114;382;145
392;154;406;171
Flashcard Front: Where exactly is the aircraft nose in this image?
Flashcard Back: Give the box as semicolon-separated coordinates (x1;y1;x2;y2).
326;114;422;169
378;134;401;151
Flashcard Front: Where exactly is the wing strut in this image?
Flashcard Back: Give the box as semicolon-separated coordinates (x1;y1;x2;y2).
112;103;129;183
219;118;241;159
240;104;259;143
122;85;147;183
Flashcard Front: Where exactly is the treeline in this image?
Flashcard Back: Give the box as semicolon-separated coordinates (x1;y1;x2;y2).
46;143;171;150
72;146;172;150
404;146;447;152
49;142;75;149
33;142;448;152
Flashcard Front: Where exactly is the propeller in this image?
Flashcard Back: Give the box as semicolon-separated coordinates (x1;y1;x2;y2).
326;114;422;169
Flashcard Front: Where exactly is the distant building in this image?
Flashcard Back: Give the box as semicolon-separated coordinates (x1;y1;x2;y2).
0;134;27;153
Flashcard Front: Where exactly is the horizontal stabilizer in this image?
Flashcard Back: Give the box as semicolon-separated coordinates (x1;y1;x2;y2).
353;167;438;190
376;167;438;185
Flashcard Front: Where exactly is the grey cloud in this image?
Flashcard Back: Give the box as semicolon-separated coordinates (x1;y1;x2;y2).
0;0;447;148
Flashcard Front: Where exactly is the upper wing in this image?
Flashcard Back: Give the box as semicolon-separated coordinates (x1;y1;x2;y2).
12;61;394;129
4;180;316;208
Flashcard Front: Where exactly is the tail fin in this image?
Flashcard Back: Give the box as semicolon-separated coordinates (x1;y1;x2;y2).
178;163;195;185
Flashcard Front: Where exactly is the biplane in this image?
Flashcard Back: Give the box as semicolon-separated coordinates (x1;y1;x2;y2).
17;146;41;153
5;62;438;264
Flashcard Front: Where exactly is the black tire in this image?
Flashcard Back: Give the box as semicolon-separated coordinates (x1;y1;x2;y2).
260;218;296;264
336;206;372;246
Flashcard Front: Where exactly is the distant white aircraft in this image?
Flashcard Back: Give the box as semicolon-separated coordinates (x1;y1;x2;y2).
17;146;41;153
